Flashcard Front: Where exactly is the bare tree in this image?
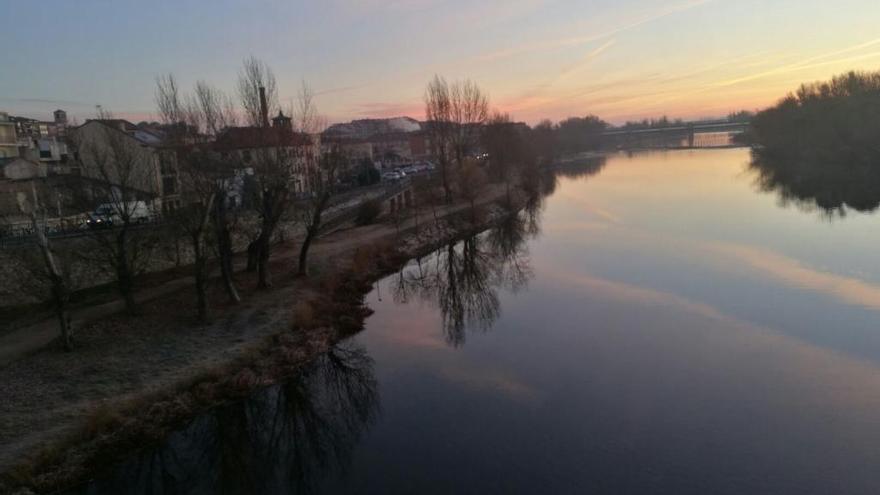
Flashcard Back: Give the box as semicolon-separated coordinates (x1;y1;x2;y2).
70;110;162;315
449;79;490;170
296;145;342;277
483;112;524;206
235;58;294;289
424;75;455;203
291;80;321;135
290;82;332;277
425;76;490;203
156;75;242;319
1;184;78;350
238;56;279;127
193;80;239;136
192;80;242;304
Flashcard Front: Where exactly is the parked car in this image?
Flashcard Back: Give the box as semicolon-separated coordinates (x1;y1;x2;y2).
86;201;153;229
382;171;404;181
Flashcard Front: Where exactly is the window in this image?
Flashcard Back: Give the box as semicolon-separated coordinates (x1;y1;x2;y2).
242;150;252;163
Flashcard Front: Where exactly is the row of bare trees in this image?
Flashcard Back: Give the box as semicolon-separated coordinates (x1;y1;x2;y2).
155;58;339;319
424;76;489;203
422;75;548;215
3;57;345;350
4;66;557;352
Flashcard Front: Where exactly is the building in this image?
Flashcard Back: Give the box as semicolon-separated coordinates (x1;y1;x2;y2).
0;110;71;170
214;113;320;196
323;117;435;170
53;109;68;137
72;119;180;211
0;112;18;158
369;132;415;168
320;135;374;171
323;116;421;140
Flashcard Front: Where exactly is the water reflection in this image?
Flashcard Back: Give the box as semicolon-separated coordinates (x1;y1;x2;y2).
393;208;538;347
750;148;880;215
59;149;880;494
70;343;379;495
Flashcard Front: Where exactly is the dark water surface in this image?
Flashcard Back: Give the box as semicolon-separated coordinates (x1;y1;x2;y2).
73;149;880;494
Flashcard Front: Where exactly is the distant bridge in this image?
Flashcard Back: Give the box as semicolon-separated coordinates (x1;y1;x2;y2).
602;121;749;136
601;121;749;149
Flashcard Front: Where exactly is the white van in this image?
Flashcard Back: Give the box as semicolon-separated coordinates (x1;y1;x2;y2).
86;201;153;228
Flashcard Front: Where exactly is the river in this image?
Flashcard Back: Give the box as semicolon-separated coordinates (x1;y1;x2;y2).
69;149;880;494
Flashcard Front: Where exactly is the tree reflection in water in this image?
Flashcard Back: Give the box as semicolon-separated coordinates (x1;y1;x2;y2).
390;157;605;347
68;343;379;495
393;204;541;347
750;148;880;216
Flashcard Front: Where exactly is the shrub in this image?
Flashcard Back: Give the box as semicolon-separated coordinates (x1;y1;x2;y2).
292;301;315;329
355;199;382;226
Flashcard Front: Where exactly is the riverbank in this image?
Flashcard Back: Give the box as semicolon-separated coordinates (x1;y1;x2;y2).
0;184;521;494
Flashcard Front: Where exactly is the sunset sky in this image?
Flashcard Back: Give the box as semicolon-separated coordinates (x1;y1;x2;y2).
3;0;880;126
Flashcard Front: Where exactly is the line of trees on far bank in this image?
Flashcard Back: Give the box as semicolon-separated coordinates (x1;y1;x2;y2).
747;69;880;214
748;69;880;164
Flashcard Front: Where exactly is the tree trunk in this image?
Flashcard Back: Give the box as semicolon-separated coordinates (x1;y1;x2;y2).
214;198;241;304
193;195;216;322
297;228;315;277
30;190;74;351
54;292;73;352
441;160;452;204
256;232;272;289
246;240;259;272
49;273;73;351
221;253;240;303
116;230;138;316
297;204;325;277
194;251;208;322
254;187;285;289
119;272;137;315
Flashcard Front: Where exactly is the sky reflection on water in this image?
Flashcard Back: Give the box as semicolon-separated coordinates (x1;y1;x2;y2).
333;149;880;494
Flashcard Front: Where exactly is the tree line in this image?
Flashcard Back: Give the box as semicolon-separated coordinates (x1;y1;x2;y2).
747;69;880;213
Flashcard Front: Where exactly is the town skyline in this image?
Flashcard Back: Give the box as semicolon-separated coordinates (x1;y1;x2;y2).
4;0;880;126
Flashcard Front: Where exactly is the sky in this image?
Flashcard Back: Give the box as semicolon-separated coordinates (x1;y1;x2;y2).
3;0;880;126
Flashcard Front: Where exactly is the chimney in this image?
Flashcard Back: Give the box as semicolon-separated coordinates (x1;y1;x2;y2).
258;86;269;128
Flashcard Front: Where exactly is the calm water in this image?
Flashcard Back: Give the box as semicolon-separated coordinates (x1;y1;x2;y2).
73;149;880;494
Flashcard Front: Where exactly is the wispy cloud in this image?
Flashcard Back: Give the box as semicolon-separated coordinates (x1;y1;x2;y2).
716;37;880;87
504;38;618;110
475;0;715;63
